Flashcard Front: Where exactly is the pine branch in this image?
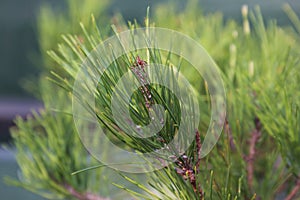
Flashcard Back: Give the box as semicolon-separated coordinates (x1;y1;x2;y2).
224;118;236;151
65;184;110;200
284;178;300;200
175;130;204;199
244;117;262;192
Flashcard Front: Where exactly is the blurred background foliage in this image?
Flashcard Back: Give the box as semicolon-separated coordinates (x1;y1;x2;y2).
1;0;300;97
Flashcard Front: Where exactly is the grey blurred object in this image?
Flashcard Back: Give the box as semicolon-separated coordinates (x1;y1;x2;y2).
0;98;43;142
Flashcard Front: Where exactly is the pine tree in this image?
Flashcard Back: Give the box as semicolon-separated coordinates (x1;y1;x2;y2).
6;1;300;199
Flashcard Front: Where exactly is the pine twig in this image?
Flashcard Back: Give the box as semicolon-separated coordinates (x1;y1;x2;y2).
195;130;204;199
284;178;300;200
65;184;110;200
195;130;202;170
224;118;236;151
244;117;262;192
175;130;204;199
130;56;153;109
